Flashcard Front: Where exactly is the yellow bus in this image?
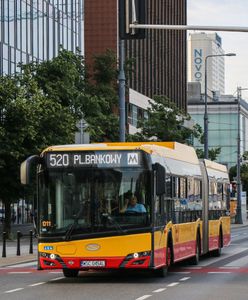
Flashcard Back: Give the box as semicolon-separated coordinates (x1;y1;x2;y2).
20;142;230;277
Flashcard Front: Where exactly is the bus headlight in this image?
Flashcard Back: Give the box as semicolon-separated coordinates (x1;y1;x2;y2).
50;253;56;260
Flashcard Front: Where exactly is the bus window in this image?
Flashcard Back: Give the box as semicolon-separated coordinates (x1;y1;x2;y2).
172;176;179;198
165;175;172;198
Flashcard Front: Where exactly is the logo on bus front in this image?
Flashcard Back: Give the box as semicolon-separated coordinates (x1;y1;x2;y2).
127;153;139;165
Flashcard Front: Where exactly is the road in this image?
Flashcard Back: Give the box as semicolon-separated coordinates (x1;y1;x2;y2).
0;227;248;300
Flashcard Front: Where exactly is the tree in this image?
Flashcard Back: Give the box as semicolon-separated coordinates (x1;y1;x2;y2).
229;151;248;199
0;49;121;236
83;49;119;142
128;95;201;144
196;147;221;161
0;72;77;237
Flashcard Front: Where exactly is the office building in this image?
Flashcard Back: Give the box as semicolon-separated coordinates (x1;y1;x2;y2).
84;0;187;111
188;32;225;95
0;0;83;75
188;82;248;169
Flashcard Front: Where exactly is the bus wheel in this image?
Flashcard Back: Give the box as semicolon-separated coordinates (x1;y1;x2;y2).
63;269;79;278
191;239;200;265
154;266;168;277
166;245;172;267
212;236;222;257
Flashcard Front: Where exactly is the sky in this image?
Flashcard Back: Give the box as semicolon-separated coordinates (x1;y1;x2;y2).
188;0;248;99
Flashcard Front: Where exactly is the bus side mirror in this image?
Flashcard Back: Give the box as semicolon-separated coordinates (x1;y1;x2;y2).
153;163;165;196
20;155;40;185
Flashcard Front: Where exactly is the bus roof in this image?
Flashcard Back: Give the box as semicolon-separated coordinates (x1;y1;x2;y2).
42;142;199;165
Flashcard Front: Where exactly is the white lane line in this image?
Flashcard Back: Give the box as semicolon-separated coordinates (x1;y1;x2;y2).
49;271;63;274
152;288;166;293
8;271;32;274
208;272;231;274
167;282;179;287
173;272;191;274
179;277;191;281
4;288;24;293
29;282;46;287
50;276;64;281
135;295;152;300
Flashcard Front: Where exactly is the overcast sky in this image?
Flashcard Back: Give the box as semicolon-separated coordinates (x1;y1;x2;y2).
188;0;248;99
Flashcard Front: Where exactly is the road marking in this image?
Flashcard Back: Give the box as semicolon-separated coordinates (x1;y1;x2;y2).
49;271;62;274
208;272;231;274
173;271;191;274
167;282;179;287
50;276;64;281
5;288;24;293
135;295;152;300
8;271;32;274
179;277;191;281
152;288;166;293
29;282;45;287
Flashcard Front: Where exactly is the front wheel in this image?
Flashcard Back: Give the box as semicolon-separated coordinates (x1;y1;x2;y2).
154;266;168;277
63;269;79;278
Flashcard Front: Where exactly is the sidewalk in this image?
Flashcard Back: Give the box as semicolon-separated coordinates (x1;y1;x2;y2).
0;220;248;268
0;223;37;267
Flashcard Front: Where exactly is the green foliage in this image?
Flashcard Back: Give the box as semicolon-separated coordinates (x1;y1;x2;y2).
0;49;120;234
229;151;248;196
128;95;201;144
84;49;119;142
196;147;221;161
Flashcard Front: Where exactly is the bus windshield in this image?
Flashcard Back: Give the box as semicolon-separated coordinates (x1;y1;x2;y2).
38;167;151;237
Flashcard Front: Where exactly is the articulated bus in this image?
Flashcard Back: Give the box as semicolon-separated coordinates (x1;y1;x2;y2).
20;142;230;277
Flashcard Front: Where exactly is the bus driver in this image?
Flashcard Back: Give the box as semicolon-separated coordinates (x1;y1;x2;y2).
121;195;146;213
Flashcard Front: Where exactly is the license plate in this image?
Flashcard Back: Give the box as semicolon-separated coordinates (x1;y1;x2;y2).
81;260;105;267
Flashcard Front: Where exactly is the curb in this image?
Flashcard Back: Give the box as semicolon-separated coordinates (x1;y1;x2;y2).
0;254;37;268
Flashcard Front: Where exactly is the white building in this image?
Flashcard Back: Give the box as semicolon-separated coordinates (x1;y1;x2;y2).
188;32;225;95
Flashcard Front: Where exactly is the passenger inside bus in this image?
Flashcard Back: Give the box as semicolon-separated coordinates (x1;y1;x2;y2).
121;195;146;213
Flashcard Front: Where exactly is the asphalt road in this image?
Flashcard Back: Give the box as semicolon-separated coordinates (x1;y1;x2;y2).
0;227;248;300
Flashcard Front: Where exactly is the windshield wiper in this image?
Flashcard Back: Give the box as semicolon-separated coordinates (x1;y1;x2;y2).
101;213;126;234
64;206;84;241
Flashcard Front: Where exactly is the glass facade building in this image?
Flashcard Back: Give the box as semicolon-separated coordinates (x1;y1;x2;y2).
188;97;248;169
0;0;83;75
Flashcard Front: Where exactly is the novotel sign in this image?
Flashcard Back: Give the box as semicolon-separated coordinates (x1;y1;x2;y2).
193;49;203;82
45;151;144;168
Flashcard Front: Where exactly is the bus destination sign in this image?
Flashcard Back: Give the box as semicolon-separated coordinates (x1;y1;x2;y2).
46;151;143;168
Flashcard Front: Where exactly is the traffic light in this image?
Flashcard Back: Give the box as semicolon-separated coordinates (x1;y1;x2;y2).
119;0;146;40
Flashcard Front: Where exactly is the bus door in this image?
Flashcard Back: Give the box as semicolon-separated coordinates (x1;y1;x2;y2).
151;163;167;268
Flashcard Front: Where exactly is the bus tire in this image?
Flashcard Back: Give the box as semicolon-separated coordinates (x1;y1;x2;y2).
154;266;168;277
191;236;200;265
212;229;222;257
154;243;172;277
63;268;79;278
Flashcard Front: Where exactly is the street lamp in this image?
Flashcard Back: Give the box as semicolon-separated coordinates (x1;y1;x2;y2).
235;87;248;224
204;53;236;159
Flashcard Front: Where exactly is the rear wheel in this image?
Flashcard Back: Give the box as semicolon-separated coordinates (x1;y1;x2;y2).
191;238;200;265
63;269;79;278
212;235;222;257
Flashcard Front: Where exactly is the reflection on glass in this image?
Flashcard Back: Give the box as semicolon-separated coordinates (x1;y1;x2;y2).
38;167;151;236
0;0;83;75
